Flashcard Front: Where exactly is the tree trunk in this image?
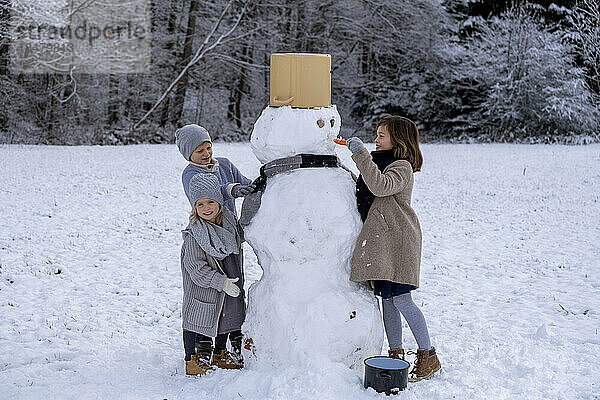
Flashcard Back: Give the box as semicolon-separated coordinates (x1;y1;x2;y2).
160;0;179;128
107;74;120;126
361;42;370;76
172;0;199;125
234;42;250;129
45;74;59;144
0;0;10;76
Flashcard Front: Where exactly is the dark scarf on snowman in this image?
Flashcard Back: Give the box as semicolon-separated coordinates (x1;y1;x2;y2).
239;154;346;226
356;149;406;222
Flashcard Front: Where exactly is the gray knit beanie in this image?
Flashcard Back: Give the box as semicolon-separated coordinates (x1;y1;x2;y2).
188;173;223;207
175;124;212;161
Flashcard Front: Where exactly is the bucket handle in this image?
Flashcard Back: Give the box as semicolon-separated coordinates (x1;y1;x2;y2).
377;371;393;380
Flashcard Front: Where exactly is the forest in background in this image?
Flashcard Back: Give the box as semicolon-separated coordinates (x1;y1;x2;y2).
0;0;599;145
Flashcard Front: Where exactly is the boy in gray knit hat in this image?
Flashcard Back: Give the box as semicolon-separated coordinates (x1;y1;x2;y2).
181;173;247;375
175;124;256;217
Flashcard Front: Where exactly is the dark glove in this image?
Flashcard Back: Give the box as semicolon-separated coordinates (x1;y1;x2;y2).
346;137;365;154
231;183;257;198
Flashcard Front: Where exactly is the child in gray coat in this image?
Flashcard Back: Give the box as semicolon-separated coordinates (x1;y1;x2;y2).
175;124;255;216
180;173;246;376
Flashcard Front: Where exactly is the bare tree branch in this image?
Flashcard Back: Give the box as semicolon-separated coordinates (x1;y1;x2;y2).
132;0;250;131
218;26;264;46
211;53;268;70
54;65;78;104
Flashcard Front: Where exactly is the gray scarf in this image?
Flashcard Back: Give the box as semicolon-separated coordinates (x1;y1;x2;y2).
189;206;240;260
240;154;344;226
188;158;219;172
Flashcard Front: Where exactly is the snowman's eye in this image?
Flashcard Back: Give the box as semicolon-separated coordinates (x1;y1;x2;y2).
316;119;325;128
330;118;335;127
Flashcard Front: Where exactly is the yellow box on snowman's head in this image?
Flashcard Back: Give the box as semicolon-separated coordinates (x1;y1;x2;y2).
270;53;331;108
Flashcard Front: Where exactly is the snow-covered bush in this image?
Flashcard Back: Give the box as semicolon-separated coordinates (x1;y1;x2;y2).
455;5;599;142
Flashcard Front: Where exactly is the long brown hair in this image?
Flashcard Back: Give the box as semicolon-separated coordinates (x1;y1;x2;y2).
378;116;423;172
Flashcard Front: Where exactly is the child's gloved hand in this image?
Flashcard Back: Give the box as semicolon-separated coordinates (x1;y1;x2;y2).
223;277;241;297
346;137;365;154
231;183;257;198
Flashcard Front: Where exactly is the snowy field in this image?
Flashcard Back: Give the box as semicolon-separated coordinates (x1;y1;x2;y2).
1;142;599;400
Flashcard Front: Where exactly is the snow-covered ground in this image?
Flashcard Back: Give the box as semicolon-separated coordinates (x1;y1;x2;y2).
1;143;599;400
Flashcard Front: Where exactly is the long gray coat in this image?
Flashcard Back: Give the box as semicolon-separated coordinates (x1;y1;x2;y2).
349;148;422;288
180;229;245;337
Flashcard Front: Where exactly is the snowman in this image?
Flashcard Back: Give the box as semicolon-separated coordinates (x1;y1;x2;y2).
240;53;383;369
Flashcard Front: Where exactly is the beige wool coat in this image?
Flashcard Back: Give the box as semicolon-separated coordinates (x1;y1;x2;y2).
350;148;422;288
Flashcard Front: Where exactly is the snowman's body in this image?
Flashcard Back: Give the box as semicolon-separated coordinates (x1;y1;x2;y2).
243;106;383;368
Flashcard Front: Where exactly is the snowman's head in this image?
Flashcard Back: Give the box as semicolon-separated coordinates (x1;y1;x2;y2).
250;106;341;164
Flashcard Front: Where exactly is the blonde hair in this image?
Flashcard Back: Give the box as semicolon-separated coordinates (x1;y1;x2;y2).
190;203;223;226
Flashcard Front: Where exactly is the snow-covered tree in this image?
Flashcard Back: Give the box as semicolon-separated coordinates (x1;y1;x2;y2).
337;0;460;139
453;5;599;142
569;0;600;101
1;0;598;144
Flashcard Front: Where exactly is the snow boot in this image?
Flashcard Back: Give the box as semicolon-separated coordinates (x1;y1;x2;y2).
211;349;244;369
388;348;405;360
185;354;213;376
230;333;245;365
408;347;441;382
195;339;213;357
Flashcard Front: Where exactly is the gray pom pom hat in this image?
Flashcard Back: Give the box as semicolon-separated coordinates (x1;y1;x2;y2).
175;124;212;161
188;173;223;207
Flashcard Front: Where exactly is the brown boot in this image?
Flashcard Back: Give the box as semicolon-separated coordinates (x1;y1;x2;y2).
185;354;213;376
408;347;441;382
388;348;405;360
211;349;244;369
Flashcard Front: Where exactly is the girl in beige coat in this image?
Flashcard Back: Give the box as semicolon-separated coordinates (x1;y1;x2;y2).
345;116;441;382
